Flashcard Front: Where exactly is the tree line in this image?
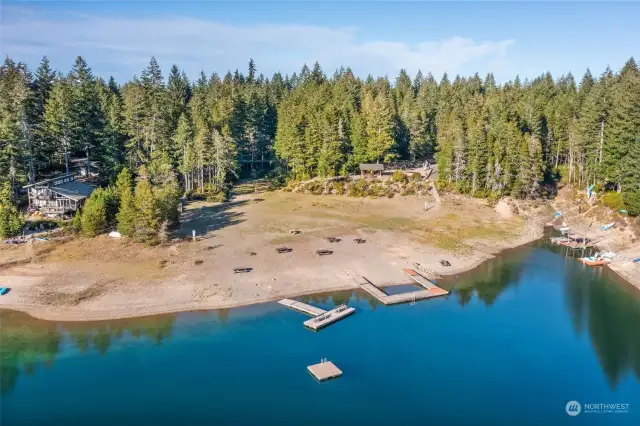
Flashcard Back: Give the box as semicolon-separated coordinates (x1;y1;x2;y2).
1;55;639;237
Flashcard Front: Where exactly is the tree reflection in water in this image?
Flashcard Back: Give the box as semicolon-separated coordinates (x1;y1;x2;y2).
2;241;638;396
0;311;176;394
564;264;640;388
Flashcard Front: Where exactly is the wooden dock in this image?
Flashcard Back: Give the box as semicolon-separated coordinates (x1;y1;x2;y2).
402;268;436;289
308;361;342;382
303;304;355;331
356;275;448;305
278;299;326;316
279;299;355;330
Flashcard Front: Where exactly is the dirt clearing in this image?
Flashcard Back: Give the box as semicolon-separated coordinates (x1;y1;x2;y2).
0;188;547;321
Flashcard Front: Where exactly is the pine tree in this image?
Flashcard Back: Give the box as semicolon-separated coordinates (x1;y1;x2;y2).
244;88;269;173
133;170;160;244
212;129;238;188
32;57;55;121
116;168;136;237
0;181;24;238
69;56;106;177
167;64;190;133
604;58;640;200
2;54;640;217
32;57;55;172
148;152;181;226
43;77;75;172
96;78;125;180
362;84;396;162
248;58;257;83
0;58;33;187
394;69;414;156
115;167;133;198
140;57;171;159
466;94;488;195
174;113;194;189
81;188;107;236
317;104;347;176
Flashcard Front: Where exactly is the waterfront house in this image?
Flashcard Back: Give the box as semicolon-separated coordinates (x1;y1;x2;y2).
23;174;95;216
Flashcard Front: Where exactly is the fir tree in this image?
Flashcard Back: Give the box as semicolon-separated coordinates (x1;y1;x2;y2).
69;56;105;177
248;58;257;83
0;58;33;186
167;64;190;133
362;85;396;162
81;188;107;237
116;168;136;237
133;169;160;244
0;181;24;238
2;54;640;218
43;77;75;172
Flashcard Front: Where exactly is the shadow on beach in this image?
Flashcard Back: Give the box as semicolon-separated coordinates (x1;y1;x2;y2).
174;200;247;238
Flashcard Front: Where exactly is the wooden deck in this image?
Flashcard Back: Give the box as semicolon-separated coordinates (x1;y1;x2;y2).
382;287;449;304
402;268;436;289
308;361;342;381
356;275;448;305
278;299;326;316
279;299;355;330
303;305;355;331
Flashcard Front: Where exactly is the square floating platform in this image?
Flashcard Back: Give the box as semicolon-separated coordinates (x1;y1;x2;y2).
308;361;342;382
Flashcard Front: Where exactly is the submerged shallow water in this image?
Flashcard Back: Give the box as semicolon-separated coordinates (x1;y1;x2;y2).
1;241;639;426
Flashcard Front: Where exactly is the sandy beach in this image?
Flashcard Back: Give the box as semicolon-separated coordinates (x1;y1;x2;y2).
0;189;548;322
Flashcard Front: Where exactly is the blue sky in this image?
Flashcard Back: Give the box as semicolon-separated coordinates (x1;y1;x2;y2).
2;1;638;83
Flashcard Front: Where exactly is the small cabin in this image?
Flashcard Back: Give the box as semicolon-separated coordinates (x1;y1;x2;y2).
24;174;95;216
359;163;384;177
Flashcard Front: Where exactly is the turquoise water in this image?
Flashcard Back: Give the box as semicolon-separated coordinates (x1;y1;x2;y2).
1;241;639;426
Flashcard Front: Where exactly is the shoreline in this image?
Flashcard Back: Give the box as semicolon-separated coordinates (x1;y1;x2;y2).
607;260;640;292
0;225;546;323
549;198;640;292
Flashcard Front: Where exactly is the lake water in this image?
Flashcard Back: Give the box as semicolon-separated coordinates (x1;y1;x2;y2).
1;241;639;426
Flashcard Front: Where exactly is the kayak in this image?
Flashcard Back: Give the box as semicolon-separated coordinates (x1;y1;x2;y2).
600;222;615;231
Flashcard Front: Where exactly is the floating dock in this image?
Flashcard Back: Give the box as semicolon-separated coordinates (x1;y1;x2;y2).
278;299;327;316
308;361;342;382
356;272;448;305
303;305;355;331
402;268;436;289
279;299;355;330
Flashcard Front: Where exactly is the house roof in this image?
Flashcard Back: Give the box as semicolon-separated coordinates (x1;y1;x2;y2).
359;163;384;171
50;181;95;201
23;173;77;188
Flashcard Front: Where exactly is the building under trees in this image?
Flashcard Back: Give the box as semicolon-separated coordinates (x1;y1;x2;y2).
24;174;94;216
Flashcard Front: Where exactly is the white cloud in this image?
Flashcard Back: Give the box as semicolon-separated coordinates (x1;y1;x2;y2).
1;7;515;82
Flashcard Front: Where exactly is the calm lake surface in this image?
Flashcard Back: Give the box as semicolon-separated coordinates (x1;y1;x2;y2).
1;241;639;426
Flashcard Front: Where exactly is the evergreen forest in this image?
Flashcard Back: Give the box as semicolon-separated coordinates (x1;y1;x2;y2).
1;55;639;239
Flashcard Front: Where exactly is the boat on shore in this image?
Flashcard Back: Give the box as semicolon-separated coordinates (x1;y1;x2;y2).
579;256;611;266
600;222;615;231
